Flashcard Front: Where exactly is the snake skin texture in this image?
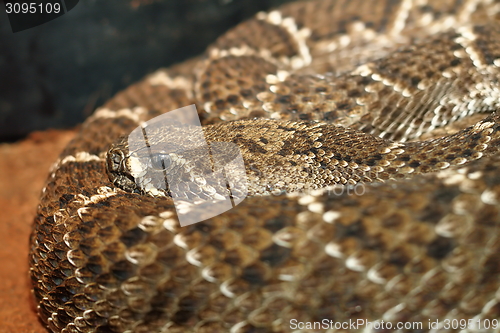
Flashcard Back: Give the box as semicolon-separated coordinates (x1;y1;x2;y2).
30;0;500;332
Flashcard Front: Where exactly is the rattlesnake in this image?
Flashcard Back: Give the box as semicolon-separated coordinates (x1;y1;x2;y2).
30;0;500;332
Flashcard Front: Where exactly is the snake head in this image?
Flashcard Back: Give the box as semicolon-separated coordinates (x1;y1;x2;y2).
106;137;144;194
105;122;249;202
105;136;180;197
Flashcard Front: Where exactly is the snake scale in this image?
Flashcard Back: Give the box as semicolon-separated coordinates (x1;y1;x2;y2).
30;0;500;332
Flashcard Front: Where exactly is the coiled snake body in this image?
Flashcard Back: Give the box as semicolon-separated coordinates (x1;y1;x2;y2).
30;0;500;332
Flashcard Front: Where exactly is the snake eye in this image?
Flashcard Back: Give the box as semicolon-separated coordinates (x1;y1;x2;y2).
150;153;172;170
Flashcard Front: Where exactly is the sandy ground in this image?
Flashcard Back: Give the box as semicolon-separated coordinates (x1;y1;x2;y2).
0;129;75;333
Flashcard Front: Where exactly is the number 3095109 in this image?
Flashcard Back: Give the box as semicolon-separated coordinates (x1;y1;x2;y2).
5;2;61;14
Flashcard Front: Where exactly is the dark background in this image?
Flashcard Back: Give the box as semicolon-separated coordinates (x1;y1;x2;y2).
0;0;293;141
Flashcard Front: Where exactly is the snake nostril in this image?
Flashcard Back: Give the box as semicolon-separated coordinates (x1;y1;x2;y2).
112;153;121;164
107;150;124;171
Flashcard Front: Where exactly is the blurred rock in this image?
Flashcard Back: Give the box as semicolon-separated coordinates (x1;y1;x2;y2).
0;0;292;141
